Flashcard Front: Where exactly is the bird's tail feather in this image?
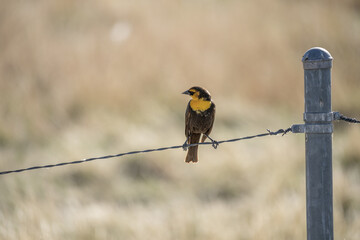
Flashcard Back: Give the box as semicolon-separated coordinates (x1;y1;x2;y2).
185;133;201;163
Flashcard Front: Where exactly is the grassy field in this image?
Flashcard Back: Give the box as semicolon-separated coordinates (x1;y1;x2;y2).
0;0;359;239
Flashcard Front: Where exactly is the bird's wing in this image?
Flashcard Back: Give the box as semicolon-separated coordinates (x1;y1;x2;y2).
185;102;191;138
202;102;216;142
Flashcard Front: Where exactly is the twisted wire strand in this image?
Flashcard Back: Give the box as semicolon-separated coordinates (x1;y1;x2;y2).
338;113;360;124
1;110;358;176
0;127;292;176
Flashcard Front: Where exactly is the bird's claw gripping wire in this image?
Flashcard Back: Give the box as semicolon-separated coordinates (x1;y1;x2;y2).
182;137;189;151
205;134;219;149
211;140;219;149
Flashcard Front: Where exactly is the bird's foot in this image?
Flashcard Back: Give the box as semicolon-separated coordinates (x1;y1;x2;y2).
204;134;219;149
211;140;219;149
182;139;189;151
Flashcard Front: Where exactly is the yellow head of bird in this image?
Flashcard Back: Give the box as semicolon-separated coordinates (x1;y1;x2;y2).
182;87;211;101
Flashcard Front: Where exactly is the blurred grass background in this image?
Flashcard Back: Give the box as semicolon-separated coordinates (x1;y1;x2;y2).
0;0;360;239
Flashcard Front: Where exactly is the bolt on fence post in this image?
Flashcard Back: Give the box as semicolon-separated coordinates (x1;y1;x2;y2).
302;47;334;240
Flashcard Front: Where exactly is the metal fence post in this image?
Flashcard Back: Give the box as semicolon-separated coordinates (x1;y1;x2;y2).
302;47;334;240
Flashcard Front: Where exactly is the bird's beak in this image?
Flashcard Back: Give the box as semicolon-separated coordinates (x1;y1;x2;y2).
182;90;191;95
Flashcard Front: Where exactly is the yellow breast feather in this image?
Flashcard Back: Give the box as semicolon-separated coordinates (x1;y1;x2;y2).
190;99;211;112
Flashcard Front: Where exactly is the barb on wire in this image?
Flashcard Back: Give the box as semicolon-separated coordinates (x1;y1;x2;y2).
0;127;292;176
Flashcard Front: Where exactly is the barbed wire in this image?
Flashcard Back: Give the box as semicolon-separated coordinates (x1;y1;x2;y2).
0;112;358;176
337;113;360;124
0;127;292;176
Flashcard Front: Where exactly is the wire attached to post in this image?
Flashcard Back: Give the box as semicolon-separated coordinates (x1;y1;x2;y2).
0;111;357;176
336;112;360;124
0;128;292;176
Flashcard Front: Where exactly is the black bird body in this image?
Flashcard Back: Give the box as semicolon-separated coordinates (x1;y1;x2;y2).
183;86;216;163
185;102;215;137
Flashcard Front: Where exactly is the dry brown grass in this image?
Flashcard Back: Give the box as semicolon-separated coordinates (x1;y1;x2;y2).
0;0;359;239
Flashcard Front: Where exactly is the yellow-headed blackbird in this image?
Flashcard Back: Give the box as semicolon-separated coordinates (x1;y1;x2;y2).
182;86;217;163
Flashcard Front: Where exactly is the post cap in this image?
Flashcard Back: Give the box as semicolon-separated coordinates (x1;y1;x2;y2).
302;47;333;69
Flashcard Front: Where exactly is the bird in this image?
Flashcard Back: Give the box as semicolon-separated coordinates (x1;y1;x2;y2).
182;86;217;163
